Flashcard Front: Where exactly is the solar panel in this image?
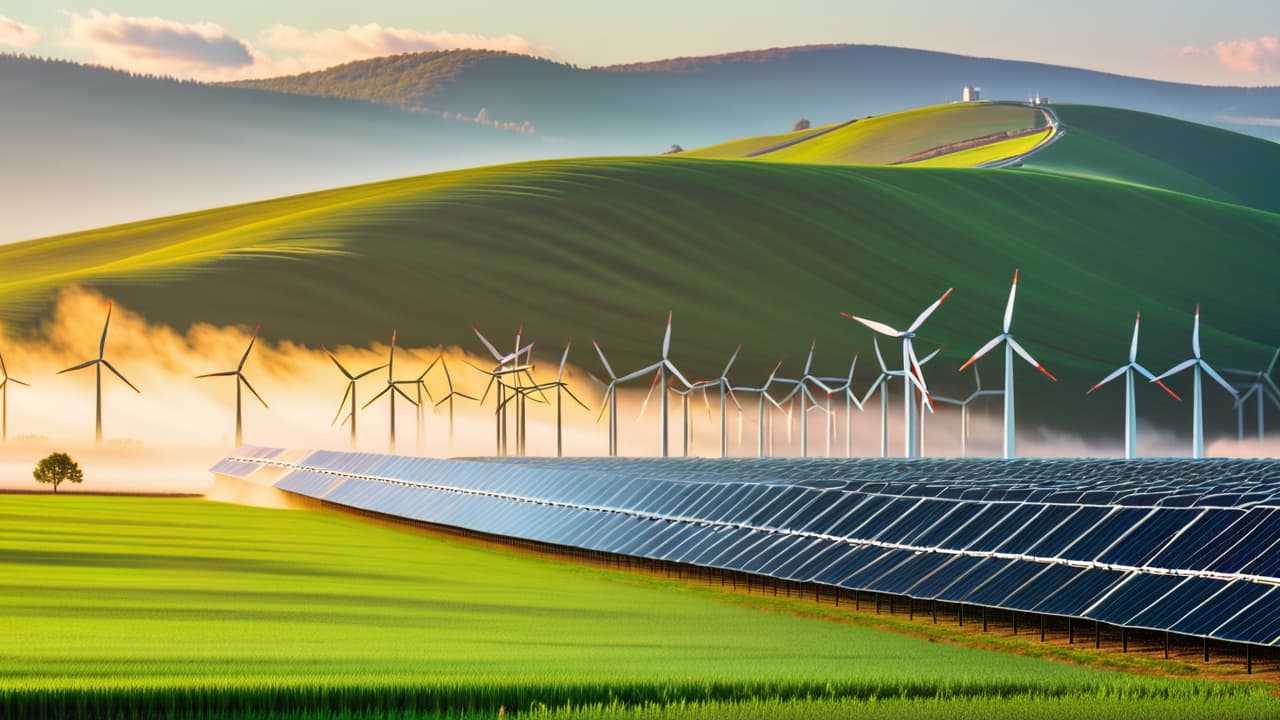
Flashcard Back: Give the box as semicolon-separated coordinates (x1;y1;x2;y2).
213;450;1280;646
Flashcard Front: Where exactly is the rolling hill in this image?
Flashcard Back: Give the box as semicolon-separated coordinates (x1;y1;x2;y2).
685;102;1052;167
2;101;1278;436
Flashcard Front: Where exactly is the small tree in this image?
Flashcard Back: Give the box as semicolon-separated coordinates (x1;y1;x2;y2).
34;452;83;494
793;118;811;131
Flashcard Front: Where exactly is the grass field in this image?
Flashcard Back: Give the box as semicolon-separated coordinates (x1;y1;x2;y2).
685;103;1046;166
1;495;1275;719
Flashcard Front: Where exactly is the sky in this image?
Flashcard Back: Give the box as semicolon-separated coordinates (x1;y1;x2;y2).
0;2;1277;84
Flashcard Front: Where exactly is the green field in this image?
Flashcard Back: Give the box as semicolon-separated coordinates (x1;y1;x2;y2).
1;495;1274;719
685;102;1047;166
2;104;1278;432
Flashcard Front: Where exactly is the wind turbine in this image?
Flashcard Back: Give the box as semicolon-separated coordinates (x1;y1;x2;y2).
692;346;742;458
324;345;387;448
591;341;622;457
58;303;140;444
1222;346;1280;442
816;355;861;458
860;338;895;457
472;326;534;456
1084;313;1181;459
842;287;951;458
773;345;829;458
730;360;783;457
958;270;1056;459
426;354;476;446
1151;306;1239;458
623;312;693;457
934;366;1004;457
361;329;418;451
0;349;29;442
196;325;268;447
497;341;587;456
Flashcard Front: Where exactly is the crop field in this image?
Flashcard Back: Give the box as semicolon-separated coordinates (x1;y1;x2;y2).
0;495;1276;719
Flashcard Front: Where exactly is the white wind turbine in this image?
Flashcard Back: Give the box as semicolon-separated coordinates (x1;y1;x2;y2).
591;340;622;457
58;303;140;444
196;325;268;447
693;346;742;458
815;355;861;457
426;354;476;446
934;366;1003;457
859;338;895;457
1222;346;1280;442
731;360;784;457
958;270;1056;459
773;345;829;458
628;313;694;457
0;348;29;442
1084;313;1181;459
472;326;534;456
497;340;589;456
1151;305;1239;458
843;288;951;458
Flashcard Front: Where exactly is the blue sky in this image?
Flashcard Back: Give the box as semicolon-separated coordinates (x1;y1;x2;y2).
1;1;1277;84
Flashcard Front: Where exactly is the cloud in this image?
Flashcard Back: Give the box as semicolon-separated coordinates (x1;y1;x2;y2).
1174;45;1204;58
51;12;554;81
258;22;557;71
62;10;256;77
1213;36;1280;74
0;15;41;48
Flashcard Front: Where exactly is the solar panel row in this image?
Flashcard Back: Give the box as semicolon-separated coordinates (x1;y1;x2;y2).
212;449;1280;647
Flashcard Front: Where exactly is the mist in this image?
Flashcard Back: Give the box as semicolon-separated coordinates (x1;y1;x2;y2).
0;288;1271;495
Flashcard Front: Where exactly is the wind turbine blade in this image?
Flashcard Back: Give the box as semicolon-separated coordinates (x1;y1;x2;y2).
662;311;673;359
195;371;238;378
846;354;859;383
1003;269;1018;333
702;386;712;421
616;363;663;384
1086;366;1127;395
803;340;816;375
472;326;503;361
1268;346;1280;376
1192;305;1201;359
1007;337;1057;381
918;345;944;365
1201;361;1238;397
8;378;30;388
1133;363;1182;400
362;385;391;410
99;303;112;359
873;337;888;372
861;375;885;406
557;340;572;383
766;359;783;385
240;375;269;408
332;385;352;425
665;362;694;390
908;288;954;333
238;325;260;371
840;313;901;338
636;369;661;421
0;349;7;378
563;386;591;412
101;359;140;393
392;384;419;406
907;344;932;407
58;359;98;374
351;363;388;381
592;340;617;380
1130;313;1141;364
959;335;1003;372
1151;358;1197;383
594;384;613;423
727;385;742;410
339;412;353;428
724;344;741;377
324;347;356;380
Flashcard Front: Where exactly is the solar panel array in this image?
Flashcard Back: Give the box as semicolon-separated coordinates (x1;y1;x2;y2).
216;449;1280;647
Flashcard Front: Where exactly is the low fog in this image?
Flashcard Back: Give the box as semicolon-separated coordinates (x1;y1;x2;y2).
0;288;1272;495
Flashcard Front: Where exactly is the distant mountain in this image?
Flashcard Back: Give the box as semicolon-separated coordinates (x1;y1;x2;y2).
228;44;1280;152
0;55;552;243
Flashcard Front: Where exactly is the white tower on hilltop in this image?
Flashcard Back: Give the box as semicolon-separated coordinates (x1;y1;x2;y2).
963;86;981;102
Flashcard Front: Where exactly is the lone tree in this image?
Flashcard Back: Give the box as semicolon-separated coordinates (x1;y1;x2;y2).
34;452;83;494
793;118;811;131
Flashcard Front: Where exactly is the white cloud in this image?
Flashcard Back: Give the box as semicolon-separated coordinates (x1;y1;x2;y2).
61;10;257;78
258;22;557;72
51;12;554;81
1213;36;1280;74
0;15;41;48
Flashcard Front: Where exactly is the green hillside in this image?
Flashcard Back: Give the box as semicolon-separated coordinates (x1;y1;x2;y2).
685;103;1049;166
1022;105;1280;214
2;152;1277;434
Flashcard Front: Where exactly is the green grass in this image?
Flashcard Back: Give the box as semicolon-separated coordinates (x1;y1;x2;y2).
1;495;1274;719
3;151;1278;430
1022;105;1280;214
686;103;1045;165
679;121;844;159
